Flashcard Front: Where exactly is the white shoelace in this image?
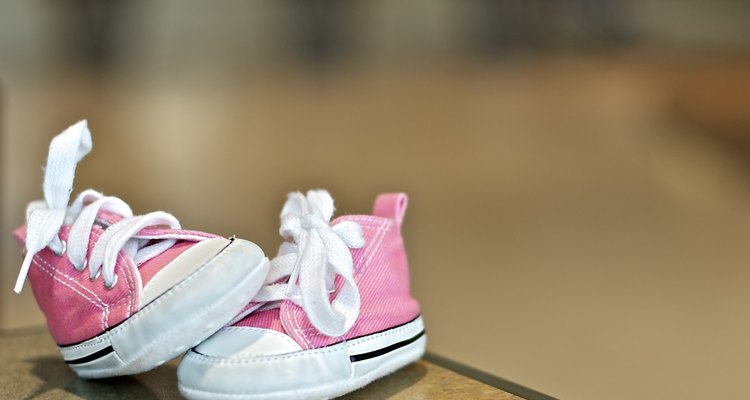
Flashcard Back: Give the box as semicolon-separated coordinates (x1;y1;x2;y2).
14;121;183;293
252;190;365;337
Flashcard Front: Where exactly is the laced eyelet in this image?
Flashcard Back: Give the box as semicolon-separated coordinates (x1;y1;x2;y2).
72;258;87;272
51;240;66;257
104;275;118;290
89;269;102;282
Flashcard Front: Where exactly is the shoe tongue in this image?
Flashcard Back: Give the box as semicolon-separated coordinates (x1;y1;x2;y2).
93;208;185;279
136;240;196;286
232;308;288;334
94;209;124;226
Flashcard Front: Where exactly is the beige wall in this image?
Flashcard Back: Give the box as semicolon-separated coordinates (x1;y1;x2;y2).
3;57;750;400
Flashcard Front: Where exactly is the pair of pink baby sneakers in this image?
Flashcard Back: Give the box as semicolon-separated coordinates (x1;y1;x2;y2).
13;121;425;399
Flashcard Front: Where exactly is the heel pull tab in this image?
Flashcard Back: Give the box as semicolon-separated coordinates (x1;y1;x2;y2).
373;193;408;229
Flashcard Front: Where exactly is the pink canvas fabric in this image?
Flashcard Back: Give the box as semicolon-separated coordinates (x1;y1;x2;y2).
234;308;286;333
14;221;218;345
233;193;420;349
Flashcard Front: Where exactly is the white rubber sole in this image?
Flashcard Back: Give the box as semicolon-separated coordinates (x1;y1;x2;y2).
178;316;426;400
59;238;270;378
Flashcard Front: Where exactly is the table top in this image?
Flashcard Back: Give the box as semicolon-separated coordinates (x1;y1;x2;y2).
0;328;522;400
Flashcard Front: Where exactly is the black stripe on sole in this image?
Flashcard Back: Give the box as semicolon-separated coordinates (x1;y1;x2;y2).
65;345;115;365
349;330;425;363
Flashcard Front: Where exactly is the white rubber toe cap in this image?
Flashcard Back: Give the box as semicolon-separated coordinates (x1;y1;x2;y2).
178;329;350;398
140;237;233;308
194;327;302;358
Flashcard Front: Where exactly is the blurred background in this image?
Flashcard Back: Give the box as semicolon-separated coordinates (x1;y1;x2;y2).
2;1;750;399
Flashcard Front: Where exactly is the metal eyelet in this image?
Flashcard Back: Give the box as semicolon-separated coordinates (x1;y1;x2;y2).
51;240;66;257
72;258;88;272
104;275;118;290
89;269;102;282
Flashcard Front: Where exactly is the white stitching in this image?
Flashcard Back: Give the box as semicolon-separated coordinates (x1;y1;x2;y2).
119;253;136;316
32;259;107;331
32;256;106;307
90;230;137;319
32;255;105;305
88;231;113;327
362;219;390;274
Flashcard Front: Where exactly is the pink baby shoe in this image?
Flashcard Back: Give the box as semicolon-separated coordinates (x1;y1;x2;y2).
178;190;425;400
13;121;269;378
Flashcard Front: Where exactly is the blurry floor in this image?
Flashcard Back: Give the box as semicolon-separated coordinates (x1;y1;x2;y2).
3;53;750;399
0;328;516;400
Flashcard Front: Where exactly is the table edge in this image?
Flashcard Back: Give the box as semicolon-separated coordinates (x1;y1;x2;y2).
423;352;558;400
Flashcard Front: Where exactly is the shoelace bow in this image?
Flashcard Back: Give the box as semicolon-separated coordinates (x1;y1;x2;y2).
253;190;365;337
14;121;183;293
